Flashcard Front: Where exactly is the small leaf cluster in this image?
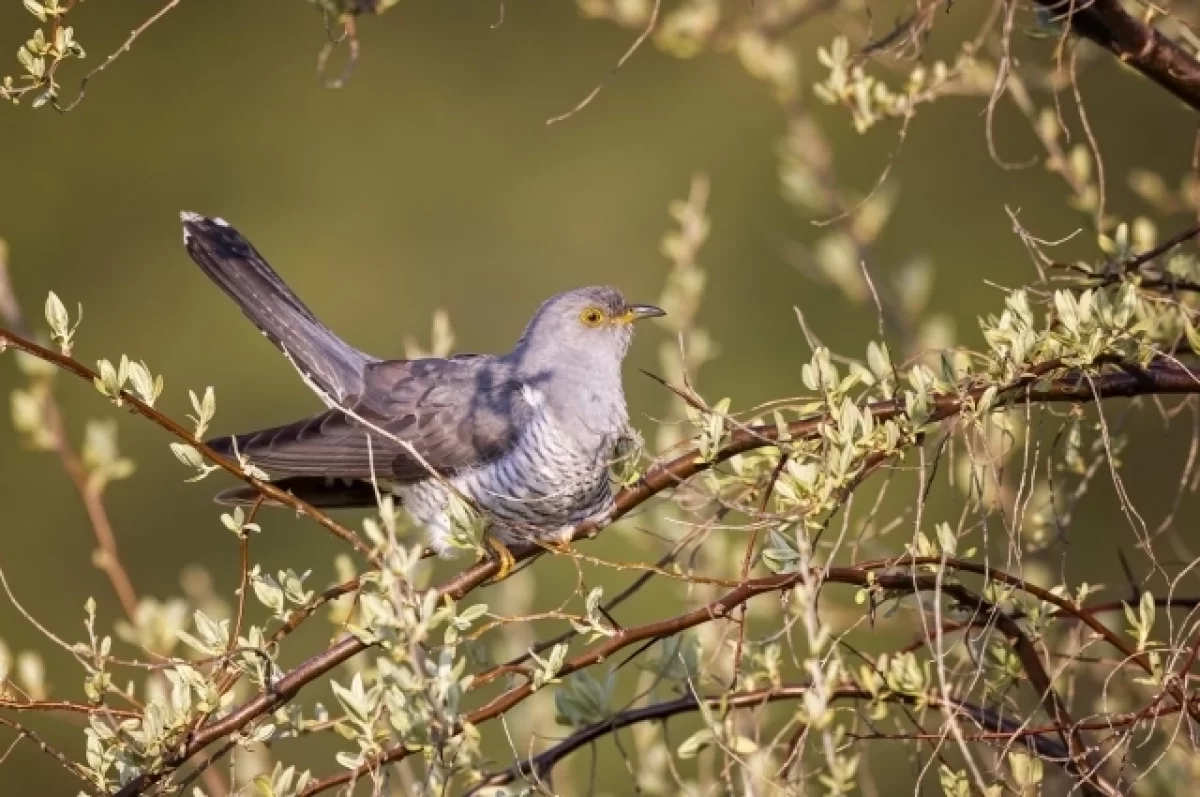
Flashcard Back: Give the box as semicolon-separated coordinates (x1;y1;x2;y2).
3;0;84;107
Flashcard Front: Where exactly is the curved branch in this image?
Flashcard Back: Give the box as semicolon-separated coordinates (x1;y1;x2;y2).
301;559;1140;796
0;716;101;796
1040;0;1200;113
468;686;1072;793
0;326;377;565
0;266;139;619
900;596;1200;656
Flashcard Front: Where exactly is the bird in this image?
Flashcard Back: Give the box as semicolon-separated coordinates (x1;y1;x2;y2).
178;212;664;575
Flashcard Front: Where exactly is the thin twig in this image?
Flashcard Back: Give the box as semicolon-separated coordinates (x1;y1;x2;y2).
0;716;102;795
0;258;139;618
55;0;186;113
467;685;1077;792
0;325;378;566
545;0;661;125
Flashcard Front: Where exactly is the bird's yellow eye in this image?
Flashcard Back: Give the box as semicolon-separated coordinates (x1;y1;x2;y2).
579;307;606;327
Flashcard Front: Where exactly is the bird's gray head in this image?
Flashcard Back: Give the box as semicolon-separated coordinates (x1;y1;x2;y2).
512;286;664;375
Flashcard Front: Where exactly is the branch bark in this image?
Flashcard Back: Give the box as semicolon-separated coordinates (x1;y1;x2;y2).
301;557;1149;795
1041;0;1200;113
0;260;139;619
468;686;1073;793
0;326;377;566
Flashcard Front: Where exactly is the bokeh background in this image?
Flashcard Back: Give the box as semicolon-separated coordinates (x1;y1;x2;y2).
2;1;1199;793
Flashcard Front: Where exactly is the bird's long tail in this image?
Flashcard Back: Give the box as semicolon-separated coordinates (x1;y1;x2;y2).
180;212;373;402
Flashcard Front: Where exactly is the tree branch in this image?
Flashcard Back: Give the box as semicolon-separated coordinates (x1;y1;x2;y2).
1040;0;1200;113
0;325;378;566
0;260;139;619
468;686;1075;793
300;557;1145;795
0;716;102;796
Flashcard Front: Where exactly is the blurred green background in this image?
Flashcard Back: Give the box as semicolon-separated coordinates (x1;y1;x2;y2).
2;1;1200;794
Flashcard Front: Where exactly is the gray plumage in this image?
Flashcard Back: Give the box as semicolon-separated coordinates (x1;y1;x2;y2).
179;212;662;553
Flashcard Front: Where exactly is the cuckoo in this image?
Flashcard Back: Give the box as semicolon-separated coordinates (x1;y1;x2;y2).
179;212;663;575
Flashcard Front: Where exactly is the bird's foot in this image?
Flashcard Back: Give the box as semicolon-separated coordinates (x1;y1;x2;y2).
480;535;517;583
540;526;576;555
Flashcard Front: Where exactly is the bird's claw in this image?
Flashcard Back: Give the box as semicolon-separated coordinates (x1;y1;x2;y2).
542;533;574;554
481;535;517;583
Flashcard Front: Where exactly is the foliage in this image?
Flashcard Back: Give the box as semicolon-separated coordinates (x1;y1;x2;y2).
4;1;1200;796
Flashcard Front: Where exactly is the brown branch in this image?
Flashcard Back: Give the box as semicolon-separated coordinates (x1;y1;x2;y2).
1071;219;1200;293
475;509;730;688
731;454;789;687
54;0;185;113
0;257;139;619
0;242;22;330
1116;221;1200;274
0;700;139;720
956;586;1105;793
1039;0;1200;113
0;286;233;797
110;579;364;797
545;0;661;125
0;716;101;795
0;325;378;566
53;421;140;618
114;637;367;796
468;686;1074;793
900;596;1200;656
301;558;1136;796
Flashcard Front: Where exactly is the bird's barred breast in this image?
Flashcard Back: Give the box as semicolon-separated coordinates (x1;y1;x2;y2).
401;404;618;555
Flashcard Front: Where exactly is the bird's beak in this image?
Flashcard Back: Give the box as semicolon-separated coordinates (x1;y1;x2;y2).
621;303;666;323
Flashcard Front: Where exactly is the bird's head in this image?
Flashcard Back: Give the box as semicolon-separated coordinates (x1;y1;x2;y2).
514;286;664;373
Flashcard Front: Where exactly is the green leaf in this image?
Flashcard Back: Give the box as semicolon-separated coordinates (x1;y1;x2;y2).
334;751;363;769
174;629;214;656
23;0;47;22
189;386;216;437
193;610;229;651
677;728;715;759
126;360;163;407
44;292;69;346
455;602;488;628
1008;750;1043;787
250;570;285;616
170;442;204;469
866;340;891;379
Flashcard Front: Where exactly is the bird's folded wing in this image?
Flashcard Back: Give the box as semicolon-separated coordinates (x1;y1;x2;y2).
206;356;534;483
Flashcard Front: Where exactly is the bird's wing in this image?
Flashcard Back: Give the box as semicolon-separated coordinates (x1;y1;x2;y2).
205;356;534;483
181;212;375;403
